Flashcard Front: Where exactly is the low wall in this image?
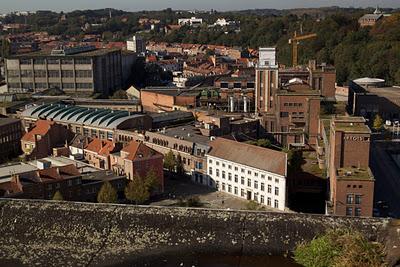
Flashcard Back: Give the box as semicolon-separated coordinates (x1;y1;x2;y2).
0;199;398;266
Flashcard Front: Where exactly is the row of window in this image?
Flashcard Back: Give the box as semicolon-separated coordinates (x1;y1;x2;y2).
280;111;306;118
347;184;363;189
218;182;279;208
9;69;93;78
220;82;255;89
346;207;362;216
210;168;279;196
77;127;113;140
208;163;279;183
47;179;80;190
346;194;362;205
283;102;303;107
19;58;92;65
8;82;93;90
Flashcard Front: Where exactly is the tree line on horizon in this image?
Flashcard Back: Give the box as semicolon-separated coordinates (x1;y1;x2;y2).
1;7;400;85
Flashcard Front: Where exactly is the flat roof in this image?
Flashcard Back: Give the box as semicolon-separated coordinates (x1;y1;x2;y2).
337;167;374;181
149;111;194;123
0;163;38;179
9;48;120;58
279;83;320;96
142;87;201;97
0;117;20;127
332;116;371;133
150;124;211;146
28;156;100;173
81;170;125;182
334;124;371;133
363;86;400;98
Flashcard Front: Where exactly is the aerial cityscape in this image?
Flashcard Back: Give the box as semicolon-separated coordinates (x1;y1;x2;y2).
0;2;399;267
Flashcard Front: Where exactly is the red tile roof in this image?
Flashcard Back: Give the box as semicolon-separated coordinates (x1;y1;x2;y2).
21;120;55;143
38;164;80;180
121;140;160;161
85;138;118;156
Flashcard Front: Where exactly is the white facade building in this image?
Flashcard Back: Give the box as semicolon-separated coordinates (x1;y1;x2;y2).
127;35;146;54
206;138;287;211
213;18;238;27
258;47;278;68
178;17;203;27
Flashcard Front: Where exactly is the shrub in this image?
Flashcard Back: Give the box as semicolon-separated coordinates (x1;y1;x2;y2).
293;229;386;267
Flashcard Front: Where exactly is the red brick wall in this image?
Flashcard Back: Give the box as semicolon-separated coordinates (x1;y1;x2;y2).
334;179;374;217
175;95;196;107
308;98;321;144
341;133;370;168
321;72;336;98
132;155;165;192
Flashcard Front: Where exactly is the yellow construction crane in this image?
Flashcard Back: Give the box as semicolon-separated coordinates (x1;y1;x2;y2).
288;31;317;67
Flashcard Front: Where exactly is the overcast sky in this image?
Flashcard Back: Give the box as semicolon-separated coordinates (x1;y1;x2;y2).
1;0;399;13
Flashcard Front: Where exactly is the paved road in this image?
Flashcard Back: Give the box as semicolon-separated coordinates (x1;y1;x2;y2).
370;142;400;218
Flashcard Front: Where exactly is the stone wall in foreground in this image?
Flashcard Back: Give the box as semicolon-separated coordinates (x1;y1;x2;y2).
0;199;398;267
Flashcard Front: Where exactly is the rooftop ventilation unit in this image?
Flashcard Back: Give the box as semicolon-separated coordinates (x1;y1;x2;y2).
51;45;97;56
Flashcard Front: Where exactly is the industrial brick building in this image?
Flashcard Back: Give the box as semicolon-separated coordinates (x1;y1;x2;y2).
255;48;321;147
140;87;199;112
214;76;255;113
327;116;374;217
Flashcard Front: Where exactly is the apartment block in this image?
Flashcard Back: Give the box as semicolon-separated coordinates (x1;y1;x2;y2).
206;138;287;210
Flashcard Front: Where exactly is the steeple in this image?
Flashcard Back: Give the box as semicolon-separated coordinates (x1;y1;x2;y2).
374;6;382;15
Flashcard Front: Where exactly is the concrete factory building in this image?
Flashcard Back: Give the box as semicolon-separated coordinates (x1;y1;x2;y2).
5;46;136;96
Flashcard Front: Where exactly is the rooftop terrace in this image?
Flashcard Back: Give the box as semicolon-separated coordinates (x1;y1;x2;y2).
336;167;374;181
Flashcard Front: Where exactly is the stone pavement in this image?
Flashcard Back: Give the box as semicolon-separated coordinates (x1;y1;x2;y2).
150;178;279;212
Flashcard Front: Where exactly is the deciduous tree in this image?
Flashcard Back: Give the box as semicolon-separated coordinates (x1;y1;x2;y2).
373;114;384;131
125;176;150;204
164;150;176;172
52;191;64;201
97;181;118;203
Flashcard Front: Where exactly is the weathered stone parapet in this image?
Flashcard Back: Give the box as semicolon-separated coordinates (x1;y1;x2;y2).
0;199;397;266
